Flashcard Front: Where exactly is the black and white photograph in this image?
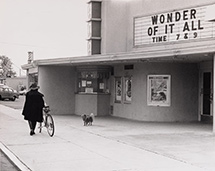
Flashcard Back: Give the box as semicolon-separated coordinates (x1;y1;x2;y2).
1;0;215;171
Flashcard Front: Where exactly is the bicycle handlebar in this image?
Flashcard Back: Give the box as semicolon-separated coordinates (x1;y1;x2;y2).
43;106;50;113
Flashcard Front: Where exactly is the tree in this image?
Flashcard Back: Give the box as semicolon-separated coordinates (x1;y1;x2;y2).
0;56;16;78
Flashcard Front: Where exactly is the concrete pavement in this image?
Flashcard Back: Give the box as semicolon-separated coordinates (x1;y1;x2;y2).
0;104;215;171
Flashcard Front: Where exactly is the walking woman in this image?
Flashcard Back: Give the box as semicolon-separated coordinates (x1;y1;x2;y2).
22;83;45;136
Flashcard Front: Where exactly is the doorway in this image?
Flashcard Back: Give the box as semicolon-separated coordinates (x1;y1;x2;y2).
200;71;213;122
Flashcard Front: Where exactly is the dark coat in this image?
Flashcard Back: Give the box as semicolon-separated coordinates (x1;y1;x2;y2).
22;90;45;122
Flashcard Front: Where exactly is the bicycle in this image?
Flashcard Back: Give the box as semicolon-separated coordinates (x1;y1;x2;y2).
38;106;55;137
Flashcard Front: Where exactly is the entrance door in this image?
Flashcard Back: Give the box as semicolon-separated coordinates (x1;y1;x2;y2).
200;71;213;121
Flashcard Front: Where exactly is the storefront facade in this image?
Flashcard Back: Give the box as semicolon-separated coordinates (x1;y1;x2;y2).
22;0;215;131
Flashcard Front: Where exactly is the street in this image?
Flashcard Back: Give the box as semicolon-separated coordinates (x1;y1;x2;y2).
0;95;25;110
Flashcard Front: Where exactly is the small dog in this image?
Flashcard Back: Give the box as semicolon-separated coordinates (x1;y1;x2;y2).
81;113;95;126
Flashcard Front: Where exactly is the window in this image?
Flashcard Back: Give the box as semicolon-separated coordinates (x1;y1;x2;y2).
87;1;102;55
77;70;110;94
124;65;134;70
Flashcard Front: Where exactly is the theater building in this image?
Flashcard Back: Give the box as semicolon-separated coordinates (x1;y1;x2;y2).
22;0;215;131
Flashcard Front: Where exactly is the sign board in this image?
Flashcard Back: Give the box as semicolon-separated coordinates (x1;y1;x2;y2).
134;4;215;46
28;67;38;74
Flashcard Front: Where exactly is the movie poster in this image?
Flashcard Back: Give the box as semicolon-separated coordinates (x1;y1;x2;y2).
115;77;122;102
147;75;171;106
124;77;132;102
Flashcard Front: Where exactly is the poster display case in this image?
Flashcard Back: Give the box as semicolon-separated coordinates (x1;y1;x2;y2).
124;77;132;103
147;75;171;106
115;77;122;102
114;76;132;103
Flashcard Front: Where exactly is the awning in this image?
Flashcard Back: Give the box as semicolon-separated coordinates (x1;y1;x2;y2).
22;38;215;70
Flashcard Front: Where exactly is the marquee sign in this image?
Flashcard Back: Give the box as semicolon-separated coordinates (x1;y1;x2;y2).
134;4;215;46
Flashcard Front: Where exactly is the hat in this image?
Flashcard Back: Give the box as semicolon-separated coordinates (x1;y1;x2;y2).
30;83;40;90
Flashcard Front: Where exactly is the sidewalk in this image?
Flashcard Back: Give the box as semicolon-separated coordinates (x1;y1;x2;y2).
0;104;215;171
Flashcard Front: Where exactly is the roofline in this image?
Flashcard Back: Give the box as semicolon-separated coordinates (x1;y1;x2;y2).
21;39;215;70
21;63;36;70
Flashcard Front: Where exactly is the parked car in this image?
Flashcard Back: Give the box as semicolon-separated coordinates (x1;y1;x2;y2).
0;86;19;101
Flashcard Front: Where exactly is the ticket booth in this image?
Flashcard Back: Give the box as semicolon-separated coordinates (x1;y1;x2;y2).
75;65;111;116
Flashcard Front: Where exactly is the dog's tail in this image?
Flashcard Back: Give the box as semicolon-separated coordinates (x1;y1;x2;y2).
90;113;96;118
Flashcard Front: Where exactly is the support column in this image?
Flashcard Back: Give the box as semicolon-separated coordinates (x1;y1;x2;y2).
26;69;29;90
213;55;215;133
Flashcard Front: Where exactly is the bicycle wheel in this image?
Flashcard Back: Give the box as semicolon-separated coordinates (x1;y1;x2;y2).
46;114;55;137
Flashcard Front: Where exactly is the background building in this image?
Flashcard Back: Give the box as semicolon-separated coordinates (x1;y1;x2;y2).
6;76;27;91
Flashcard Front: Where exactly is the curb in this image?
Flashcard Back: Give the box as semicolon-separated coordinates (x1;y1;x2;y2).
0;142;31;171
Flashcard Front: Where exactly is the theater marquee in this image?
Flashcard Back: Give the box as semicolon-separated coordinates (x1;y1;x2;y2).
134;4;215;46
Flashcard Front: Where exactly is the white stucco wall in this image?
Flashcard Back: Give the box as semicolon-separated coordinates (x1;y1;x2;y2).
38;66;76;115
6;77;27;91
75;94;97;115
111;62;199;122
101;0;128;54
75;93;110;116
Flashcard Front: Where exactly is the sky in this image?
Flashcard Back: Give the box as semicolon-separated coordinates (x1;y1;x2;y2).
0;0;88;76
